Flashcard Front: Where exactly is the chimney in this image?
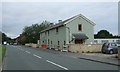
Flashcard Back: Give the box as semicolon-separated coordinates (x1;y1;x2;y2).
50;23;54;26
58;20;62;23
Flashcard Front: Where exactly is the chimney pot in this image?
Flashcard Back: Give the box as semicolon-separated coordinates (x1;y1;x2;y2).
58;20;62;23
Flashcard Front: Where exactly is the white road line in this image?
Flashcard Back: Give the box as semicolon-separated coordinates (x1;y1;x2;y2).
12;46;16;47
18;48;21;50
46;60;68;70
25;51;31;54
19;49;24;51
33;54;42;59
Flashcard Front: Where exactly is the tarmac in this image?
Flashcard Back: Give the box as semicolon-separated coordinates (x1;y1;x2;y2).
39;47;120;66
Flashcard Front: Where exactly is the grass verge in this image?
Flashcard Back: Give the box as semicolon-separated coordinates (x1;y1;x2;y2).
0;45;6;62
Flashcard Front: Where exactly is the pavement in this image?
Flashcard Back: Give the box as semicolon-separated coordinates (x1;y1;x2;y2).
2;45;119;70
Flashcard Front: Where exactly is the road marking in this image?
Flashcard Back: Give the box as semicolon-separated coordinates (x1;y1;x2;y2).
12;46;16;47
25;51;31;54
18;48;21;50
19;49;24;51
46;60;68;70
33;54;42;59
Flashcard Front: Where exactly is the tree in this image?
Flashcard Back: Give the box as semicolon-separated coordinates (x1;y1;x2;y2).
94;30;113;38
0;32;13;44
94;30;120;38
18;37;29;45
20;21;52;44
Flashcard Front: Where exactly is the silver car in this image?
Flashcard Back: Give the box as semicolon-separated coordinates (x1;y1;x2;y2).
101;42;118;54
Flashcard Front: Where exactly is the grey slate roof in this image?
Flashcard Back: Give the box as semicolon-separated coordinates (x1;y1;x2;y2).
40;14;95;33
72;33;89;39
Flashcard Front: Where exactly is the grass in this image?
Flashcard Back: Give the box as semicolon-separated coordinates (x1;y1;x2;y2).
0;45;6;62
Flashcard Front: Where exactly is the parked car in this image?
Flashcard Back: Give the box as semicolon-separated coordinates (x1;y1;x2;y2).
101;42;118;54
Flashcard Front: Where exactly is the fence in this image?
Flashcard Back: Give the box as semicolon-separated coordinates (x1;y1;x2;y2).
67;44;103;53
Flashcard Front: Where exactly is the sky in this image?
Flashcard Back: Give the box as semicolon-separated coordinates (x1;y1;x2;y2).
1;1;119;38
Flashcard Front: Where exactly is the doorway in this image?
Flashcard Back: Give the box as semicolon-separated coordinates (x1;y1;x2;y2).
75;39;83;44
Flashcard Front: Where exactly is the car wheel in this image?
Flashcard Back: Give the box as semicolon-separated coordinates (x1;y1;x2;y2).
102;50;106;54
102;51;105;54
109;50;113;54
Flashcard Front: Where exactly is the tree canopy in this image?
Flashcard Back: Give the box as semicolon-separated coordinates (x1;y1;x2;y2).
19;21;52;44
0;31;14;44
94;30;120;38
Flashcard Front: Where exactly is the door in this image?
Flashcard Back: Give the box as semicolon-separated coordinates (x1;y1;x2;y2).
75;39;83;44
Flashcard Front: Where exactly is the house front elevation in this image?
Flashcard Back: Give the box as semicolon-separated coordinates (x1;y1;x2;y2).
39;14;95;51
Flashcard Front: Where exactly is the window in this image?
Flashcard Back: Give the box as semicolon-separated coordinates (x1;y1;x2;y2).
51;41;52;44
94;40;98;43
56;27;58;34
78;24;82;31
64;41;66;45
113;40;114;42
116;40;120;44
111;43;117;46
48;39;49;44
58;41;60;45
102;40;108;43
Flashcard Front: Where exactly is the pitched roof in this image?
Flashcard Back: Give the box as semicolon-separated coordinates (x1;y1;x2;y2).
41;14;95;33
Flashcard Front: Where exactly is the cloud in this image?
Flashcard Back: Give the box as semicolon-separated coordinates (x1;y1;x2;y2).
2;2;118;38
1;0;119;2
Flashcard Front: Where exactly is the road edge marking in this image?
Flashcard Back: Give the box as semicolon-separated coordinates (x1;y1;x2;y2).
46;60;68;70
25;51;31;54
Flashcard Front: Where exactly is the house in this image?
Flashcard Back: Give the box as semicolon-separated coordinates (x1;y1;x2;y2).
16;34;25;44
39;14;95;51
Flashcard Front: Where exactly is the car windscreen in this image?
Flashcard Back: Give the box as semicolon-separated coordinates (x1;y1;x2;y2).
111;43;117;46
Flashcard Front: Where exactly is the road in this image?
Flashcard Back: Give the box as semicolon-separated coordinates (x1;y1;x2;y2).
2;45;119;70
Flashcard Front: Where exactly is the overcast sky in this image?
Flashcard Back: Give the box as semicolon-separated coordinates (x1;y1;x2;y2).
1;2;118;38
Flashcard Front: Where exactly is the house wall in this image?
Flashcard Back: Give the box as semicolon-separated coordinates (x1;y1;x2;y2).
39;15;95;50
40;26;66;50
66;17;94;44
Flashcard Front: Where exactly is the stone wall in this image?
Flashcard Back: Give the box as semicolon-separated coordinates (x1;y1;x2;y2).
67;44;103;53
25;43;38;48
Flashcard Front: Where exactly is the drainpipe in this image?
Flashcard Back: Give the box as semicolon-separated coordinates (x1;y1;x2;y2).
65;26;71;52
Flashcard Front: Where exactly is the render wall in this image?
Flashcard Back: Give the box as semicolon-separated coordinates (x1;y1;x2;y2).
66;17;94;44
40;26;66;50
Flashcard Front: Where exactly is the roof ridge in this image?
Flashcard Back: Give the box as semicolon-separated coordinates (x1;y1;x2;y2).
40;14;95;33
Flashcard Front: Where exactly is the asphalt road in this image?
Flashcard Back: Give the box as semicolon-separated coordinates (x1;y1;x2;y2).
3;45;119;70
